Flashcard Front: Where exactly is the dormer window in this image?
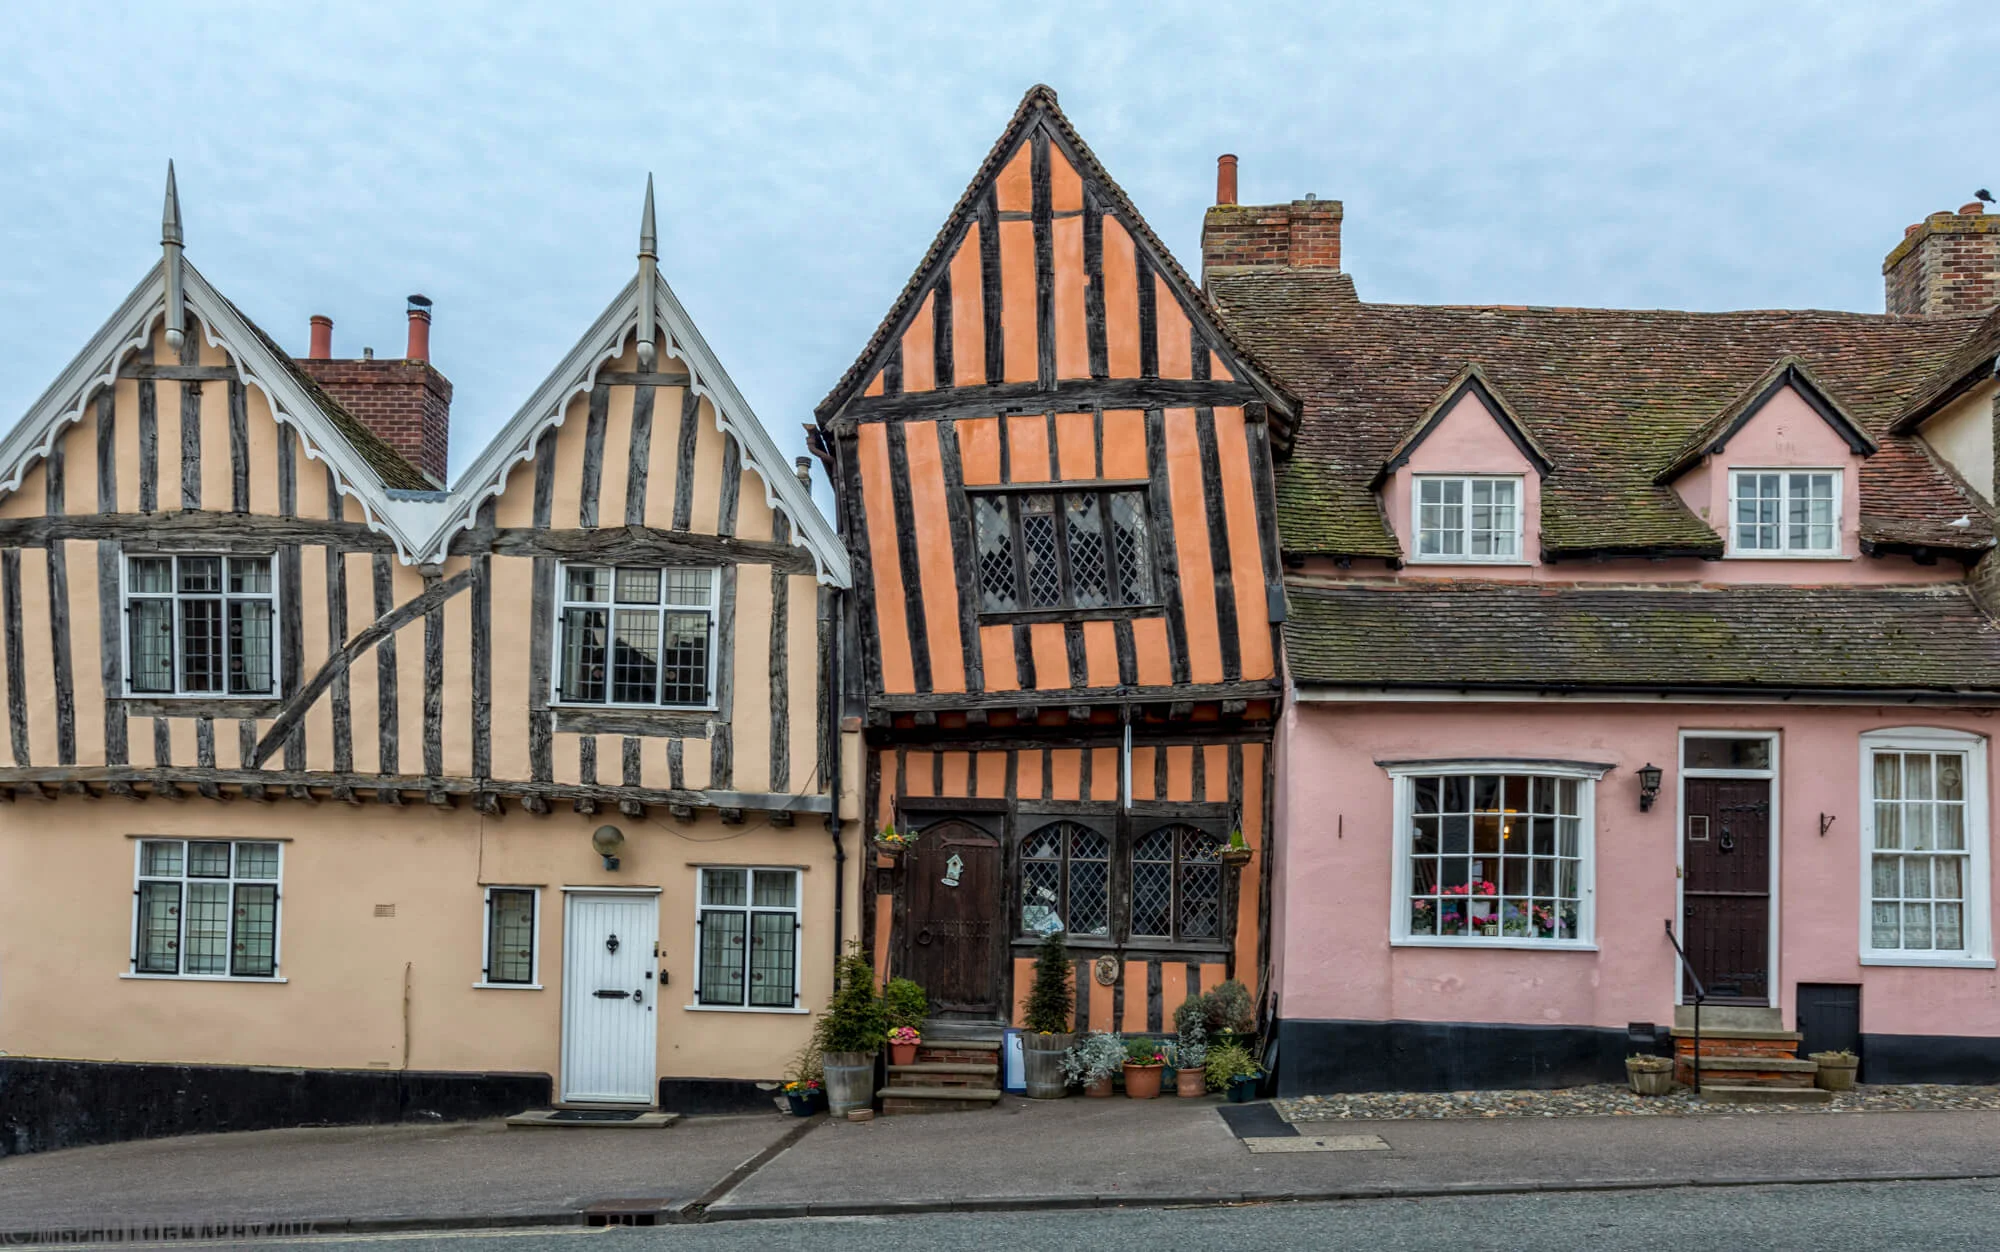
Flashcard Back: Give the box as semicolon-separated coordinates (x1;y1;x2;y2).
1413;476;1522;562
1728;470;1839;556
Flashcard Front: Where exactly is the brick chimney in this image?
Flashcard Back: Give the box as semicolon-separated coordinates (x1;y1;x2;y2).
1885;202;2000;317
1201;155;1343;285
294;296;452;487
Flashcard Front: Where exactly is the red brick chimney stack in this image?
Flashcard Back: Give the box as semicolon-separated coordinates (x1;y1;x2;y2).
1200;170;1344;287
405;295;432;363
1884;200;2000;317
1216;154;1238;207
308;315;333;360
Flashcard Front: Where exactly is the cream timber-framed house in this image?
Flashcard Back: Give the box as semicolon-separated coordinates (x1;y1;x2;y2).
0;170;860;1154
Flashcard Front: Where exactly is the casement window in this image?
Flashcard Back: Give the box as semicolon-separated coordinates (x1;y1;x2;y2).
1412;476;1521;561
1390;766;1597;947
694;868;801;1009
556;565;717;709
131;840;281;978
1019;820;1112;939
972;489;1155;613
1861;730;1992;965
1129;824;1225;942
1729;470;1839;555
479;887;539;988
125;555;277;696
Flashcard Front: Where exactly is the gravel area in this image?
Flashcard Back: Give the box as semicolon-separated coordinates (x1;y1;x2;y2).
1279;1083;2000;1120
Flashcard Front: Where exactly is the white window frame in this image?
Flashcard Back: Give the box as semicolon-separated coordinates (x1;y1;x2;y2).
1725;468;1843;558
121;553;281;698
686;866;807;1014
1858;727;1994;968
551;562;720;712
1409;475;1526;564
476;886;543;989
1387;760;1602;951
124;838;286;982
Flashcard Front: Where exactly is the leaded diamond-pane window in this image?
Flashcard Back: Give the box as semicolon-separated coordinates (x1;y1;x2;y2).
126;555;279;696
696;867;802;1008
967;489;1154;613
1130;825;1224;941
1019;821;1111;938
558;564;716;708
483;888;537;985
132;839;282;978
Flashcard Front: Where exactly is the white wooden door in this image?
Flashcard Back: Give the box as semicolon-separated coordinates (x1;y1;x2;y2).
561;893;659;1103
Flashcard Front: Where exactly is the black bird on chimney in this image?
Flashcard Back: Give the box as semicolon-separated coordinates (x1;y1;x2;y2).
1978;189;1995;204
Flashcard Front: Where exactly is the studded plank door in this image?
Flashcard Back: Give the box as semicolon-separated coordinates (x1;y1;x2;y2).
905;819;1003;1020
1683;778;1771;1004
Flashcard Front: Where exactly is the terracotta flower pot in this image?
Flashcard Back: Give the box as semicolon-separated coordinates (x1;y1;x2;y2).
888;1042;919;1067
1176;1067;1206;1097
1123;1062;1163;1099
1084;1076;1114;1098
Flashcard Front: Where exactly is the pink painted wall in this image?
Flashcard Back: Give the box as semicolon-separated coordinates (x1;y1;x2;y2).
1351;383;1955;585
1277;700;2000;1038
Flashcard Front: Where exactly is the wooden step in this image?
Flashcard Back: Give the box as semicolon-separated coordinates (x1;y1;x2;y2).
1697;1084;1833;1105
877;1084;1002;1115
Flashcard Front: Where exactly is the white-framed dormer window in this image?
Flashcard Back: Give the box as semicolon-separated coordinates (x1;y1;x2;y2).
692;867;801;1010
124;555;278;696
1728;470;1840;556
1388;761;1602;949
129;839;282;979
1412;476;1522;561
1860;728;1993;967
478;886;541;989
555;564;717;709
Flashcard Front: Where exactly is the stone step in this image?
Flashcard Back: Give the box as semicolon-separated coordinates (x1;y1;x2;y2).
921;1020;1007;1043
889;1062;1000;1078
877;1084;1003;1115
1697;1084;1833;1105
1689;1055;1818;1073
1669;1028;1803;1046
1675;1004;1783;1032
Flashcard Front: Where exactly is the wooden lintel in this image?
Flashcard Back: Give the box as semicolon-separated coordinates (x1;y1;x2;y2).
118;363;238;381
669;802;695;823
718;807;745;825
593;370;693;387
841;377;1258;424
462;525;814;575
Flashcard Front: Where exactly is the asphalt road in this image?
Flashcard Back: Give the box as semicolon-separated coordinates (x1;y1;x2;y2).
22;1179;2000;1252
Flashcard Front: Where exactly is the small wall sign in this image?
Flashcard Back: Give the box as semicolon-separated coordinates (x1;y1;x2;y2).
1093;954;1119;986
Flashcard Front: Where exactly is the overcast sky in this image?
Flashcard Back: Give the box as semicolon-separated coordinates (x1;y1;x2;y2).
2;2;1992;500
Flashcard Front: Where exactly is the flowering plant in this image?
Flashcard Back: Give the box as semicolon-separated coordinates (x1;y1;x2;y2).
1533;905;1557;935
874;824;915;850
780;1078;821;1094
1441;881;1497;897
888;1026;921;1047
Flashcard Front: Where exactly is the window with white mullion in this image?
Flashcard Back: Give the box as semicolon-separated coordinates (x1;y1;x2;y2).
125;555;277;696
481;887;539;986
1414;476;1519;561
1396;770;1591;944
695;867;801;1008
1729;470;1838;554
556;564;716;708
1869;749;1971;953
132;839;281;978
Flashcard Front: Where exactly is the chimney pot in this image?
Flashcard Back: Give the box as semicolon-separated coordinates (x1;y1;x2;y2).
363;347;374;361
405;295;432;363
308;315;333;360
1961;201;1985;216
794;455;813;492
1216;154;1238;207
1906;224;1922;238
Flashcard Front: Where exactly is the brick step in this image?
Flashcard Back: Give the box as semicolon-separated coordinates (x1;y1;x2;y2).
915;1041;1000;1067
1670;1029;1803;1049
877;1084;1003;1115
1697;1084;1833;1105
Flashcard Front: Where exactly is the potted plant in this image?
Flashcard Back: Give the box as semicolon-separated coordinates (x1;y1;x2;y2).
1173;997;1209;1097
1205;1041;1263;1102
1062;1031;1124;1097
1220;828;1252;867
1203;979;1255;1050
1123;1037;1166;1099
1626;1054;1675;1096
887;1025;922;1067
779;1042;825;1116
1811;1049;1859;1092
817;942;888;1115
883;976;927;1068
872;823;915;858
1020;931;1076;1100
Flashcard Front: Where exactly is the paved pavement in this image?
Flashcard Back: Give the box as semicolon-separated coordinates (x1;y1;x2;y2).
5;1096;2000;1236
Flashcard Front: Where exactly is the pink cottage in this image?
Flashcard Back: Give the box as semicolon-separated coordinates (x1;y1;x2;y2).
1206;183;2000;1092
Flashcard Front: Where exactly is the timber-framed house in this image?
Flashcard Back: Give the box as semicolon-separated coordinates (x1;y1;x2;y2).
0;170;857;1147
815;87;1297;1055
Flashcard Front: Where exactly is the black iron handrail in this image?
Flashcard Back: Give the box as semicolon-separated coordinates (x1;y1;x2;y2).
1663;920;1704;1095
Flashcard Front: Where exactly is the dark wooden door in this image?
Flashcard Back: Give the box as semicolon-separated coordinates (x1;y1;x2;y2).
1683;777;1771;1004
905;819;1003;1020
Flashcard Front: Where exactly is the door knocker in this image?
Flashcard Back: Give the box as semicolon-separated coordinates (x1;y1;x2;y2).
1718;826;1735;854
941;852;964;888
606;933;620;954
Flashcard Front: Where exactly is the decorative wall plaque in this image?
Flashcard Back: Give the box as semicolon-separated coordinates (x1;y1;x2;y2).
1093;954;1119;986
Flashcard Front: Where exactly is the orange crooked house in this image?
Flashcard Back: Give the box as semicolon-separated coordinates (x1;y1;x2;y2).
814;88;1298;1050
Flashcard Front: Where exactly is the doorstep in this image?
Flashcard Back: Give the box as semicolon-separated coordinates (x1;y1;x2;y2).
505;1108;682;1129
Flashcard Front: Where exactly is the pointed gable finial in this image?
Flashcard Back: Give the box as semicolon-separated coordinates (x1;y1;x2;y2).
161;160;188;353
636;173;659;371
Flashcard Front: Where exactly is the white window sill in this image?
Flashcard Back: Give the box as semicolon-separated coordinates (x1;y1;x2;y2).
551;701;718;715
1858;954;1996;969
119;693;282;702
473;981;543;991
1721;552;1849;561
1405;558;1533;567
682;1002;809;1014
121;973;288;983
1391;937;1598;953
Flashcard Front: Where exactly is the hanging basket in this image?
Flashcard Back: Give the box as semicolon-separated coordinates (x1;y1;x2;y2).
1219;847;1253;868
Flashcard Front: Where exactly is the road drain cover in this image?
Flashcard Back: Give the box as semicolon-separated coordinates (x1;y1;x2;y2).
1242;1133;1390;1153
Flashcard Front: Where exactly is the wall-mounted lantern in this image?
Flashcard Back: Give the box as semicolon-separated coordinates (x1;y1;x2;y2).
592;824;627;871
1637;764;1663;812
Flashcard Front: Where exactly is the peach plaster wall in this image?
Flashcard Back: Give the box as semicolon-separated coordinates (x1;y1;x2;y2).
1277;699;2000;1039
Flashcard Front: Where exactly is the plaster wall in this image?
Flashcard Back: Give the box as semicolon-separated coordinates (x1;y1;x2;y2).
1277;700;2000;1039
1920;379;1998;506
1383;391;1541;569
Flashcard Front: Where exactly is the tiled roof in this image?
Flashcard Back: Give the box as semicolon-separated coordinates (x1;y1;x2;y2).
1209;268;1995;559
1285;580;2000;693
